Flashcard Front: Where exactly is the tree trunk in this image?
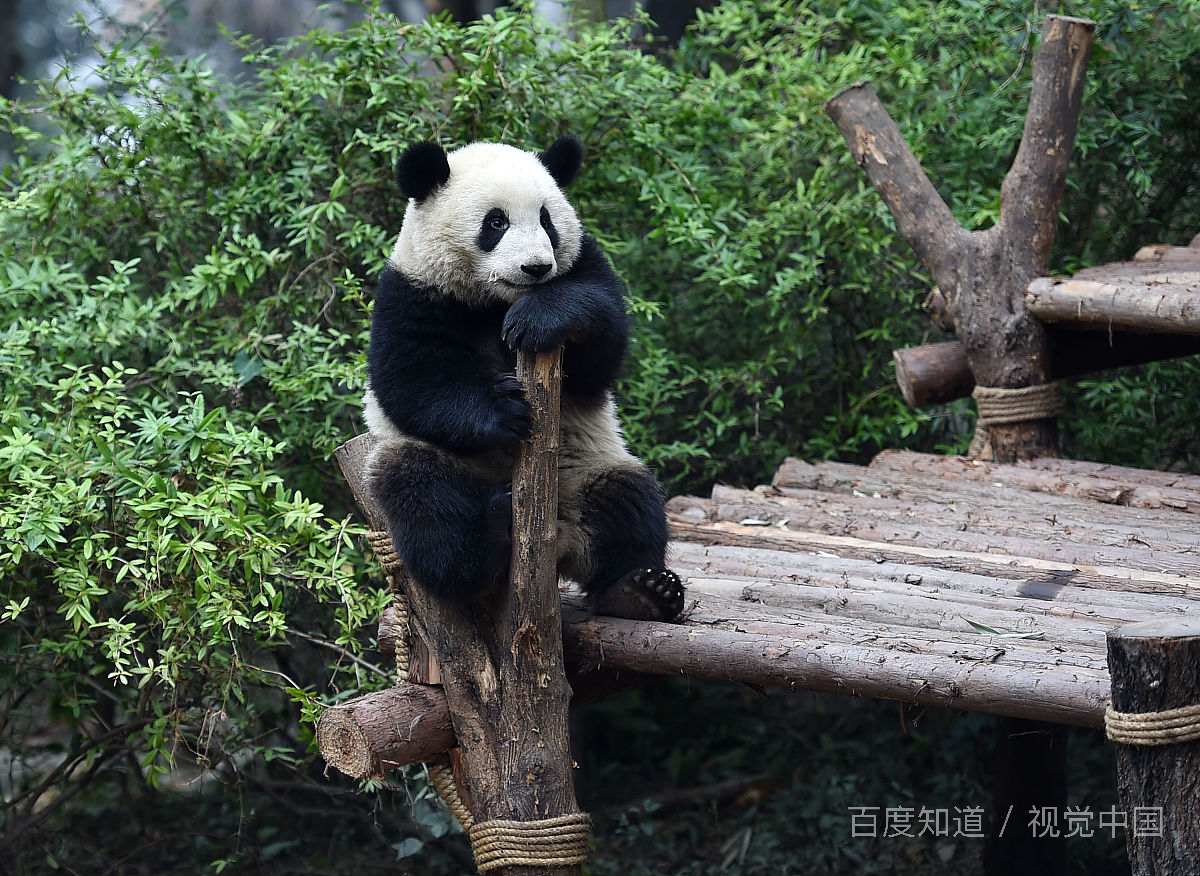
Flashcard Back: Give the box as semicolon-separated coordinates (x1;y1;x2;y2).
334;350;583;875
1107;619;1200;876
825;15;1095;462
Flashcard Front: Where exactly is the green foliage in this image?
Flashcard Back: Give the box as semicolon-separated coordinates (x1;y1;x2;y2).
2;0;1199;868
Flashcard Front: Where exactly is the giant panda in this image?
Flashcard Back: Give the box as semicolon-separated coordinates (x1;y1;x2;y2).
362;135;685;622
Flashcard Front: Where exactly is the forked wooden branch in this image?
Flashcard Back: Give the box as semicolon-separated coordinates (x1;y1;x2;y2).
826;14;1096;462
329;351;580;875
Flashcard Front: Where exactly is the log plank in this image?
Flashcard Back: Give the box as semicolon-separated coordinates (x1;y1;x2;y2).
867;449;1200;514
1027;275;1200;334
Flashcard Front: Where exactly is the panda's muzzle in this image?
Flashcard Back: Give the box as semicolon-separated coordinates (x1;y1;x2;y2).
521;262;552;279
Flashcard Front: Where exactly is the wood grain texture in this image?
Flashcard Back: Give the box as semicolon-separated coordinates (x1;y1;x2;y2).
1027;275;1200;333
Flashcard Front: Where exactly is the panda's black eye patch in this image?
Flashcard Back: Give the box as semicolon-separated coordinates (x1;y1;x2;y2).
477;208;509;252
540;206;559;249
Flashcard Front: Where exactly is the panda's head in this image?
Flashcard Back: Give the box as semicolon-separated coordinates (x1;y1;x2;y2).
390;135;585;305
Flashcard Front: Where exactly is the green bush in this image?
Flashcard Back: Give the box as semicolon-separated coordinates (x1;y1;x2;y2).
2;0;1199;869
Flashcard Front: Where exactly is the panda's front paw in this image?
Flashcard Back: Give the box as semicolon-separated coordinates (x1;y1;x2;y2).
493;373;532;446
501;294;570;354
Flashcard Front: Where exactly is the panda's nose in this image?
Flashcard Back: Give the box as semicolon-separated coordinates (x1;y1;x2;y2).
521;263;552;279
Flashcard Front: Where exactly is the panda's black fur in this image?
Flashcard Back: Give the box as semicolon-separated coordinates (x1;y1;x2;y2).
363;135;684;621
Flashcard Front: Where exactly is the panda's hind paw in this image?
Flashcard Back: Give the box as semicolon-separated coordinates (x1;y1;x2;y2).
591;568;685;623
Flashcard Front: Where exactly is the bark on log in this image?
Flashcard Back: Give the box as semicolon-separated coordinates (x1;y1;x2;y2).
770;457;1200;535
669;540;1198;618
893;333;1200;408
826;15;1096;462
1107;619;1200;876
702;483;1200;572
563;609;1108;727
667;514;1194;597
317;684;455;777
1027;276;1200;334
482;346;582;874
893;341;973;407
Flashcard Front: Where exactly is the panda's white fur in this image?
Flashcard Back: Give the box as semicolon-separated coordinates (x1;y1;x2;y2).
390;143;583;306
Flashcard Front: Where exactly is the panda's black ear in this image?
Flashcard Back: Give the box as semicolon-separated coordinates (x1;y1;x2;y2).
395;141;451;203
538;135;583;189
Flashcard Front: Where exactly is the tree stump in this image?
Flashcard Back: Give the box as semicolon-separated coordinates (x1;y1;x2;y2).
1107;619;1200;876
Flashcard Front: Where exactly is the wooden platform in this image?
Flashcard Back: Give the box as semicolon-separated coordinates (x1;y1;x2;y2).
560;451;1200;729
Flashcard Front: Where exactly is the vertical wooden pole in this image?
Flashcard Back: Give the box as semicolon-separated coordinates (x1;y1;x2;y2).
1107;619;1200;876
335;348;582;874
485;347;581;874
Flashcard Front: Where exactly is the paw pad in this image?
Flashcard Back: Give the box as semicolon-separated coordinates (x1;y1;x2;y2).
592;567;685;622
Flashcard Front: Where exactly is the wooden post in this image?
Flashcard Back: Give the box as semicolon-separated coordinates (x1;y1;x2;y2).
332;350;583;874
401;348;581;875
1107;619;1200;876
480;346;582;874
827;16;1096;874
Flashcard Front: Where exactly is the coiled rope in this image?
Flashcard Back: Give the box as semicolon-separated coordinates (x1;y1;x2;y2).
365;529;411;681
1105;702;1200;746
968;382;1063;459
468;813;592;872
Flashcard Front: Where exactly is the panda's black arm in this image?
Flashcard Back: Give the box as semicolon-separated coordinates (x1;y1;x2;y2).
369;269;531;453
501;235;629;398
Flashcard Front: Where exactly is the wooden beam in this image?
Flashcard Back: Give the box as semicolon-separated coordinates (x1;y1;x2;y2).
564;609;1108;727
317;684;455;777
892;332;1200;408
893;341;973;407
1027;277;1200;334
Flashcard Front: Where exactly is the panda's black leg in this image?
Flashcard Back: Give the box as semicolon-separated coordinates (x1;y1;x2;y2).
577;466;685;622
370;443;510;600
